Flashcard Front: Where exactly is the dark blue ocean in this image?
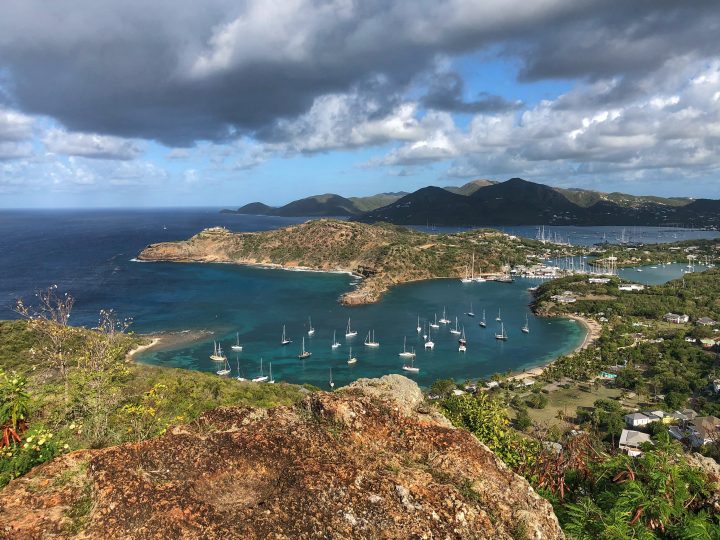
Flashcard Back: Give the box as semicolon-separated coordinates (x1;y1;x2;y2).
1;209;713;388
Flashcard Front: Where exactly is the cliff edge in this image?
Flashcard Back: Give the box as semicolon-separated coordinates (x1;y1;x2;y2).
0;375;563;539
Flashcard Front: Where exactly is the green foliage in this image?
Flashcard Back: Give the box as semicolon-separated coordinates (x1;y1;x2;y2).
430;379;457;399
0;371;31;430
0;425;63;487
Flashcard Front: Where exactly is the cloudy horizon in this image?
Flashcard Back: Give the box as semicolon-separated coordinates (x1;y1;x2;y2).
2;0;720;207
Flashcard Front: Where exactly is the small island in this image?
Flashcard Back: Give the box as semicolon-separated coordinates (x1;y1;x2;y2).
138;219;550;304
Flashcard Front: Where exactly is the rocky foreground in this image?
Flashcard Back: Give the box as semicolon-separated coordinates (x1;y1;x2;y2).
137;219;540;305
0;375;563;539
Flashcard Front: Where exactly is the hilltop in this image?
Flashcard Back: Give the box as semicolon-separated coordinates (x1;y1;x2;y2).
0;375;563;539
137;219;546;304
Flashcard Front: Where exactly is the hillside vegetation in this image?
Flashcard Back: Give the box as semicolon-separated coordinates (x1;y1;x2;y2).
138;219;547;304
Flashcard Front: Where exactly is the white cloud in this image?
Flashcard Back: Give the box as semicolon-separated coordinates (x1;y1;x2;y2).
42;129;142;160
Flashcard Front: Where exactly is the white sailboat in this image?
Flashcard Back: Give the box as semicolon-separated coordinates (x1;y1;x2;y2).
345;317;357;338
307;317;315;337
416;315;421;334
479;309;487;328
399;337;416;358
402;355;420;373
495;322;508;341
364;329;380;347
298;336;312;359
347;347;357;365
450;316;461;335
281;325;292;346
466;302;475;317
268;362;275;384
209;341;226;362
252;358;269;383
424;326;435;350
439;306;450;324
331;330;341;349
235;357;247;381
329;367;335;389
495;308;502;322
522;314;530;334
460;264;473;283
458;342;466;352
458;326;467;346
430;313;440;329
231;332;243;352
216;356;231;376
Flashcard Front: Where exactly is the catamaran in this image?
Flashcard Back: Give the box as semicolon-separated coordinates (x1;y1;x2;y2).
281;325;292;346
439;307;450;324
496;308;502;322
331;330;341;349
522;314;530;334
209;341;226;362
450;316;461;335
347;347;357;365
307;317;315;336
424;326;435;350
364;329;380;347
345;317;357;338
479;309;487;328
298;336;312;359
267;362;275;384
458;326;467;346
495;322;508;341
466;302;475;317
235;357;247;382
402;356;420;373
231;332;243;352
216;356;231;376
430;314;440;329
399;337;416;358
252;358;269;383
416;315;421;334
329;367;335;389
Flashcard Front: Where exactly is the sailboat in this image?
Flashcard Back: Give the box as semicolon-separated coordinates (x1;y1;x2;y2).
439;306;450;324
522;314;530;334
450;316;461;335
235;357;247;382
399;337;416;358
209;341;226;362
347;347;357;365
460;264;473;283
458;326;467;345
216;356;231;376
496;308;502;322
307;317;315;337
479;309;487;328
466;302;475;317
402;355;420;373
495;322;508;341
364;329;380;347
267;362;275;384
430;314;440;329
231;332;243;352
329;368;335;389
331;330;341;349
416;315;421;334
345;317;357;338
252;358;269;383
424;326;435;350
281;325;292;346
298;336;312;359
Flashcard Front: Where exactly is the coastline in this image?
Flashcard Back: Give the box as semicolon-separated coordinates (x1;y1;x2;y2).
125;330;213;362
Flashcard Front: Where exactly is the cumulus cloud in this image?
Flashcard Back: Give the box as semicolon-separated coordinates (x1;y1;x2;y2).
0;107;34;160
421;72;522;113
42;129;142;160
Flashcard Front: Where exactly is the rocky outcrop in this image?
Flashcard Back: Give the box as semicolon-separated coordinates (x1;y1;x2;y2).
0;376;563;539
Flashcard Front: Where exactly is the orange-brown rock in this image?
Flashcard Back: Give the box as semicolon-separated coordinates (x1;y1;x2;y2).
0;375;563;539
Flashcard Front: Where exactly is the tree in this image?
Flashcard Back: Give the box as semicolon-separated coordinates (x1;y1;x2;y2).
430;379;457;399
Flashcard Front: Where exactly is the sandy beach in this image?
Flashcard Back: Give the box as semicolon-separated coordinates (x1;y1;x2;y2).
125;330;213;361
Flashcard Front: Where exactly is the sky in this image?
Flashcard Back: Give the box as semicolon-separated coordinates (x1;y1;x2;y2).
1;0;720;207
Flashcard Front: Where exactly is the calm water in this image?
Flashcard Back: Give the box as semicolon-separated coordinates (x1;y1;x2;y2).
3;209;710;387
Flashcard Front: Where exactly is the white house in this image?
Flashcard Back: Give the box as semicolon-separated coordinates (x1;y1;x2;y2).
712;380;720;394
619;429;652;457
619;284;645;292
663;313;690;324
625;412;652;428
689;416;720;448
589;277;610;284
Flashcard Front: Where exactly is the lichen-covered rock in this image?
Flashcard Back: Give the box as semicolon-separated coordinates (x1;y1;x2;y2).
0;376;563;539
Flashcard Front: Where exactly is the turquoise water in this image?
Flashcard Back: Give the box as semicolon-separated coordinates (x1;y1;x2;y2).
617;263;713;285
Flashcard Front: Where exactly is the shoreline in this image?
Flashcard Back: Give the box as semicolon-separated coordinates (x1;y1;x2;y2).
125;330;214;362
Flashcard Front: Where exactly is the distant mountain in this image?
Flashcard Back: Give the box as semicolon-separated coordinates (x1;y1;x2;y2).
223;192;407;217
348;192;408;213
357;178;720;227
444;179;496;196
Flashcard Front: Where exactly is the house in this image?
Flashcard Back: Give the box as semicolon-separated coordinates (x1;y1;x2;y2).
679;408;699;421
645;410;673;424
668;425;687;441
712;380;720;393
625;412;652;428
598;371;617;380
551;292;577;304
619;284;645;292
619;429;652;457
700;338;718;349
696;317;717;326
663;313;690;324
485;381;500;389
589;277;610;284
688;416;720;447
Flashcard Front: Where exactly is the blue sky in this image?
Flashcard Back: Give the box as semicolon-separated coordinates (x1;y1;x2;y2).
1;1;720;207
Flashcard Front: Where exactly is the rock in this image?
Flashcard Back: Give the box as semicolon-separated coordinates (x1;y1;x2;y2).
0;377;563;539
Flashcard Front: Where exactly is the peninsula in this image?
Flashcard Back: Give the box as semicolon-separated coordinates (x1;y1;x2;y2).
138;219;548;304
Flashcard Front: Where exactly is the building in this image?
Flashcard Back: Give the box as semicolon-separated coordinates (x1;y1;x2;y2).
663;313;690;324
696;317;717;326
598;371;617;380
700;338;718;349
688;416;720;448
588;277;610;284
644;410;673;424
619;429;652;457
625;412;652;428
619;284;645;292
713;380;720;394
